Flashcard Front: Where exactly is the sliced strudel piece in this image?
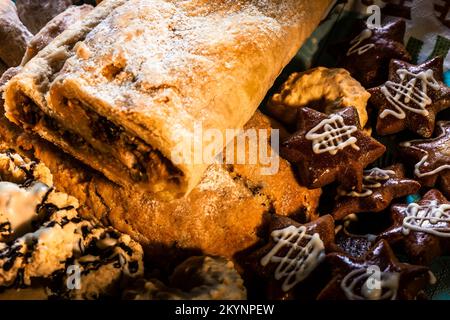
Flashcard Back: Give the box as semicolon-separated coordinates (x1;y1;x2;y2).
4;0;331;198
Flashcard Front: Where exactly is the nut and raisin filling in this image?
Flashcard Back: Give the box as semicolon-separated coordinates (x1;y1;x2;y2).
16;94;183;185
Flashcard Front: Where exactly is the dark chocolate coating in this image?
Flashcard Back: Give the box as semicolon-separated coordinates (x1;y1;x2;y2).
281;107;386;191
339;19;411;88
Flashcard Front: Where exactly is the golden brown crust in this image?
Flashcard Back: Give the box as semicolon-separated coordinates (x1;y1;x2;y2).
266;67;370;127
5;0;332;199
227;112;321;220
0;108;320;261
0;0;32;67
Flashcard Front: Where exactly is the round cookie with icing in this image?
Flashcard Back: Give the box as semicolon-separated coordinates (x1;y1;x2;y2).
266;67;369;128
0;151;144;299
123;256;246;300
369;57;450;138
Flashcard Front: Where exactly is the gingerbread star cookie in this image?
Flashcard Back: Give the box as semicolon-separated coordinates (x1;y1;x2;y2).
400;121;450;198
339;19;411;88
369;56;450;137
281;107;386;191
378;189;450;265
332;164;420;220
317;240;432;300
246;214;335;299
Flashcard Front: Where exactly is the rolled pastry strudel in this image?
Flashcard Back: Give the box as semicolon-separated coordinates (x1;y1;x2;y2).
4;0;331;199
0;105;322;261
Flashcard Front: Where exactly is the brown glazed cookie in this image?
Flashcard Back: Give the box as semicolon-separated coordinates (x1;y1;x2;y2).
378;189;450;265
335;229;375;259
400;121;450;198
339;19;411;88
245;214;335;299
281;107;386;191
332;164;420;220
317;240;432;300
369;57;450;138
21;4;94;65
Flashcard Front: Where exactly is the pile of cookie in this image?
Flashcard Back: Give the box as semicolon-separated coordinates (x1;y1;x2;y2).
0;151;247;300
238;19;450;300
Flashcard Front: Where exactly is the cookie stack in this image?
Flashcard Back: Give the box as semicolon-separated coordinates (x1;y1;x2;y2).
250;19;450;300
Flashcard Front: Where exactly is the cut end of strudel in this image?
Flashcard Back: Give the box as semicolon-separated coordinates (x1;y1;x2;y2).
4;0;332;199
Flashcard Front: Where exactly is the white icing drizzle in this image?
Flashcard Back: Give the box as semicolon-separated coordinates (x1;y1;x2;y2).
341;267;399;300
380;68;440;119
346;29;375;56
340;167;395;197
260;225;325;292
402;200;450;237
306;115;359;155
400;122;450;178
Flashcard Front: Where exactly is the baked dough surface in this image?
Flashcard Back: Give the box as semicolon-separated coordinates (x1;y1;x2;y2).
0;107;321;261
4;0;331;199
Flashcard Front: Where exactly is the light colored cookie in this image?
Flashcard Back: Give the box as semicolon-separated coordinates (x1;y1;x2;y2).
267;67;370;127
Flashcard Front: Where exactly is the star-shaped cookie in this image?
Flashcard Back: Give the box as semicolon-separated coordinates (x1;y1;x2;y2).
378;189;450;265
339;19;411;88
400;121;450;198
281;107;386;191
332;164;420;220
369;56;450;137
317;240;432;300
246;214;335;299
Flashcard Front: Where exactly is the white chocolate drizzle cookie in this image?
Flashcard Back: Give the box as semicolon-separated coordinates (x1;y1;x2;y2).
0;181;49;241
